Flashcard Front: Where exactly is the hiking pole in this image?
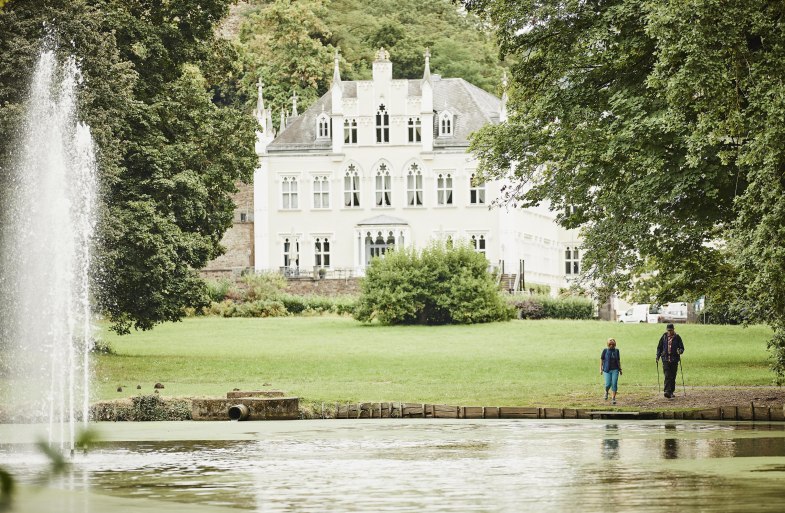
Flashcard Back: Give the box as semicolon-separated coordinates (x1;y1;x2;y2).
679;358;686;396
656;359;661;393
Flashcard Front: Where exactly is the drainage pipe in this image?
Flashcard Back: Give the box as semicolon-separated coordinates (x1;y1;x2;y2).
228;404;250;421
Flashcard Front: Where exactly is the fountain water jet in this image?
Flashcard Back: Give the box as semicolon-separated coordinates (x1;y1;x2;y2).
0;49;98;451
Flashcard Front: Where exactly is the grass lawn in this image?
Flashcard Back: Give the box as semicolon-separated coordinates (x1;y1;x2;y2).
94;316;776;407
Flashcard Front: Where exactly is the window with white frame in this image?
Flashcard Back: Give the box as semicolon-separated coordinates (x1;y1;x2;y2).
283;237;299;269
375;163;392;207
439;111;453;136
316;114;330;139
469;173;485;205
313;176;329;209
344;164;360;207
376;104;389;143
407;117;421;143
281;176;298;209
437;173;453;205
315;237;331;268
344;118;357;144
565;246;580;275
470;234;486;255
406;163;423;206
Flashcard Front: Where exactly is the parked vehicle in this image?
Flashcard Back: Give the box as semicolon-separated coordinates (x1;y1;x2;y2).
619;304;661;323
659;302;688;324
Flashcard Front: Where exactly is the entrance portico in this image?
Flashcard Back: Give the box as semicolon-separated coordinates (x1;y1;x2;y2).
354;215;410;271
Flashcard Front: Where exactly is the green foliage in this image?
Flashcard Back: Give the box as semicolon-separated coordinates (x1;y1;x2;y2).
511;295;595;320
0;467;13;512
90;394;191;421
241;272;287;301
466;0;785;380
205;277;233;303
237;0;504;115
0;0;257;334
355;243;514;325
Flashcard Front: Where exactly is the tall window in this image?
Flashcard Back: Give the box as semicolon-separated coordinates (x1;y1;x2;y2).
315;237;330;268
343;164;360;207
313;176;329;209
406;163;423;206
469;174;485;205
375;163;392;207
437;173;453;205
565;247;580;275
407;117;421;143
317;114;330;138
439;111;453;136
376;104;389;143
344;118;357;144
282;176;298;209
283;238;299;268
471;234;486;255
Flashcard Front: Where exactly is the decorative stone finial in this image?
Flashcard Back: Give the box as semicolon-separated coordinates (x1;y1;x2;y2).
375;47;390;62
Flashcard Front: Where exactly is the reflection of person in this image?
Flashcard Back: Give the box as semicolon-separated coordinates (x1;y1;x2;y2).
662;424;679;459
602;424;620;460
600;338;622;405
656;323;684;398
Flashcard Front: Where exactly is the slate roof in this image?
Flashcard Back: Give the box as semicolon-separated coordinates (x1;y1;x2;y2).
268;77;500;152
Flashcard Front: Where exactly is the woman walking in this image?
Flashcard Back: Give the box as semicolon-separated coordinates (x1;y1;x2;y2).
600;338;622;405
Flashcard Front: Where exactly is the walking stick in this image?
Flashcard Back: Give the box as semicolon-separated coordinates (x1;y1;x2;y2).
679;358;686;396
655;359;661;393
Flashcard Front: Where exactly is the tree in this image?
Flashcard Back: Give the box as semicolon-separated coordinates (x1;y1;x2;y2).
0;0;258;333
465;0;785;380
354;243;514;325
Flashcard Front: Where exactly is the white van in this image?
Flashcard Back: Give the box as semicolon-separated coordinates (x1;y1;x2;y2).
619;303;660;323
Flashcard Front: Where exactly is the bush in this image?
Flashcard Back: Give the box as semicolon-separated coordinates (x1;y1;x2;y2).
236;300;288;318
204;278;233;303
242;272;287;301
354;242;515;325
511;295;595;320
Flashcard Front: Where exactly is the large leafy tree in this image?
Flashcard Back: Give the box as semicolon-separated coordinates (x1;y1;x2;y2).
236;0;504;114
0;0;257;333
465;0;785;379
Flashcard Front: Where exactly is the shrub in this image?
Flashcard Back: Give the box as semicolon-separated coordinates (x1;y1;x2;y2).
242;272;287;301
204;278;233;303
354;242;514;325
236;299;287;318
511;294;594;320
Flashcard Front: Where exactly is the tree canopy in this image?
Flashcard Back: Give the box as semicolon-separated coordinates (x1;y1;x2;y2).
0;0;257;333
466;0;785;379
236;0;505;114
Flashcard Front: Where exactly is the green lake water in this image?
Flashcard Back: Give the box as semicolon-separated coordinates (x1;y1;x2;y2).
1;419;784;512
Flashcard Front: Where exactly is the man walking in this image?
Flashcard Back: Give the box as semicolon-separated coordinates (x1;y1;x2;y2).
656;323;684;398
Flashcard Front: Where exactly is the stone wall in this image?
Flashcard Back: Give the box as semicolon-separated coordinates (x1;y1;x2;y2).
284;277;362;296
203;182;254;274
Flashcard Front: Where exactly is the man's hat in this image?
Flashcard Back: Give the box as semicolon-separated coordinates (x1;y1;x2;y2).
666;323;675;330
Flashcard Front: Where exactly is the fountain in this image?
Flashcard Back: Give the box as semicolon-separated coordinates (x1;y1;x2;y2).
0;49;97;452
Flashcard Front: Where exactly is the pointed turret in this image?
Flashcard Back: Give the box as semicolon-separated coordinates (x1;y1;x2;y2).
332;48;342;88
280;108;286;133
500;71;509;123
254;78;266;130
291;91;298;118
422;47;432;84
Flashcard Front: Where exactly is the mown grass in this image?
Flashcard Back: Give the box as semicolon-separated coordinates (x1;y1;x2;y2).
94;317;775;407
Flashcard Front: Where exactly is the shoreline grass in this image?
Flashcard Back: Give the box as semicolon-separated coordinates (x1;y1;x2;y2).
92;317;775;407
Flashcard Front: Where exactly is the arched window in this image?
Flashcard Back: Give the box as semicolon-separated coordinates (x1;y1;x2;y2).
376;104;389;143
565;247;580;275
316;113;330;139
344;118;357;144
469;173;485;205
437;173;453;205
471;234;486;255
343;164;360;207
408;117;421;143
439;111;453;136
281;176;298;209
315;237;331;267
375;163;392;207
283;237;300;272
313;176;329;209
406;163;423;206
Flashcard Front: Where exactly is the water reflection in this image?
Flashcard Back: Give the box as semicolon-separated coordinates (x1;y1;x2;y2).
3;420;785;512
601;424;619;460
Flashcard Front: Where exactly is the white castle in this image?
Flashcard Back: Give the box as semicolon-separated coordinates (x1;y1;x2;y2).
208;48;582;293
